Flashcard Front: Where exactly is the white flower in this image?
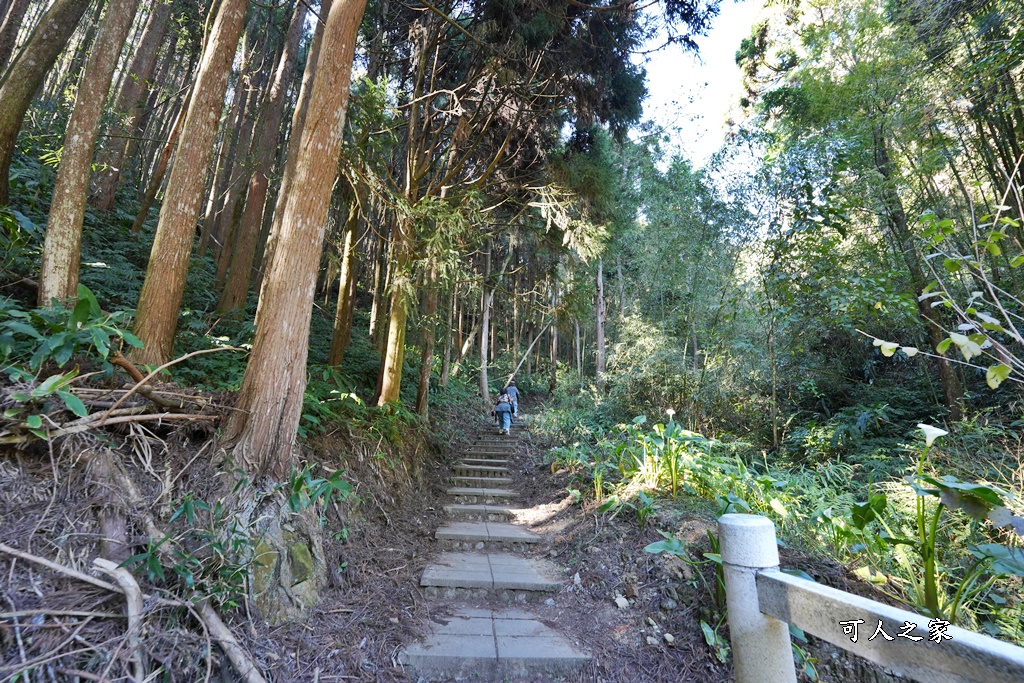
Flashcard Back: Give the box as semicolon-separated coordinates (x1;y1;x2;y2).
665;409;676;418
917;423;948;447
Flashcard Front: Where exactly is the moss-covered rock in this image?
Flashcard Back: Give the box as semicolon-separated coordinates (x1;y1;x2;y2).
288;542;314;585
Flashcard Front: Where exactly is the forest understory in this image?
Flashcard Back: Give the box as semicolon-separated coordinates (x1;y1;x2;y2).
3;0;1024;680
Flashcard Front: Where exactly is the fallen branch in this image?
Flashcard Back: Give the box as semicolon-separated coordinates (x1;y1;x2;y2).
94;558;146;683
0;412;217;445
0;542;120;593
0;542;267;683
100;346;243;423
111;351;192;411
198;600;268;683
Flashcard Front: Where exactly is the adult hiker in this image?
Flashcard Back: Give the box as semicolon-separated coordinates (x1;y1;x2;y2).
505;379;520;417
493;388;514;435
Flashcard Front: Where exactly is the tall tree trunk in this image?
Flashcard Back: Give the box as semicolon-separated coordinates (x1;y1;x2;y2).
39;0;142;305
225;0;368;480
328;201;358;366
376;215;413;405
131;0;249;366
259;0;332;281
0;0;31;73
0;0;92;206
478;246;492;399
92;0;174;210
575;320;582;380
131;88;190;234
595;259;606;390
415;267;439;417
217;0;307;312
549;323;558;394
440;286;455;388
90;0;173;211
873;127;963;420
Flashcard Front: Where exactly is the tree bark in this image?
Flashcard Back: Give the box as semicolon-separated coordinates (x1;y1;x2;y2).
131;89;190;234
224;0;368;480
38;0;142;305
259;0;333;281
0;0;31;73
549;322;558;394
595;259;606;390
328;201;358;366
439;285;455;388
376;215;413;405
217;0;307;312
90;0;173;211
132;0;250;366
478;246;493;400
415;267;439;417
0;0;92;206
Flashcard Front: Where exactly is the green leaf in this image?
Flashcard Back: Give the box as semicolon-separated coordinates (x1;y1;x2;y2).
770;498;789;518
879;342;898;357
943;258;961;273
1010;255;1024;268
57;390;88;417
4;321;43;340
118;330;144;348
936;338;953;354
700;620;717;647
32;373;67;397
986;364;1011;389
851;493;887;530
76;284;101;317
986;241;1002;256
969;544;1024;576
25;414;42;429
89;327;110;357
855;566;888;584
70;298;92;329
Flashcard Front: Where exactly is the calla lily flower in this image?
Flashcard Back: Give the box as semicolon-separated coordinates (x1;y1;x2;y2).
917;423;948;447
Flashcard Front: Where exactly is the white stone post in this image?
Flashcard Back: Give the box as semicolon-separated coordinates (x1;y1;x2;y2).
718;513;796;683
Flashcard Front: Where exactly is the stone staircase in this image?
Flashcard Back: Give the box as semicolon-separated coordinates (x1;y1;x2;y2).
399;426;589;681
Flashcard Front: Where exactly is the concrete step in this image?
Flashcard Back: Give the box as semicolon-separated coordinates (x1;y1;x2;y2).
446;487;519;504
399;608;588;682
450;475;513;487
420;552;560;601
458;457;508;467
464;448;514;458
453;464;509;478
443;503;516;521
435;521;540;550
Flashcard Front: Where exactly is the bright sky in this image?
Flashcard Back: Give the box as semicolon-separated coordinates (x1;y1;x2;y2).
637;0;764;167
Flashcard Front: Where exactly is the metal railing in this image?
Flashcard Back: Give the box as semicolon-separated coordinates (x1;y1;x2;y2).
719;513;1024;683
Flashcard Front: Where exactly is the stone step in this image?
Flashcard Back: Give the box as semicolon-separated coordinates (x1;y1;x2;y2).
458;457;508;467
450;475;513;487
436;521;540;550
443;503;516;521
400;608;588;682
464;448;514;457
446;487;519;504
453;464;509;478
420;552;560;600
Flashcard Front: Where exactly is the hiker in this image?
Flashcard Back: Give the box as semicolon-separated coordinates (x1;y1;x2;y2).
493;388;514;435
505;379;520;417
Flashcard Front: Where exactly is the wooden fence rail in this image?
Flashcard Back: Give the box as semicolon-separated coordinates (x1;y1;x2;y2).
718;513;1024;683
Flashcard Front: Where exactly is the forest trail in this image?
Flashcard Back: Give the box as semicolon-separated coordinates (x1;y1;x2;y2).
400;420;590;681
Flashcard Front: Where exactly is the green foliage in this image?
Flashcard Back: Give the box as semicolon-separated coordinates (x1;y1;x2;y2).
1;284;141;375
